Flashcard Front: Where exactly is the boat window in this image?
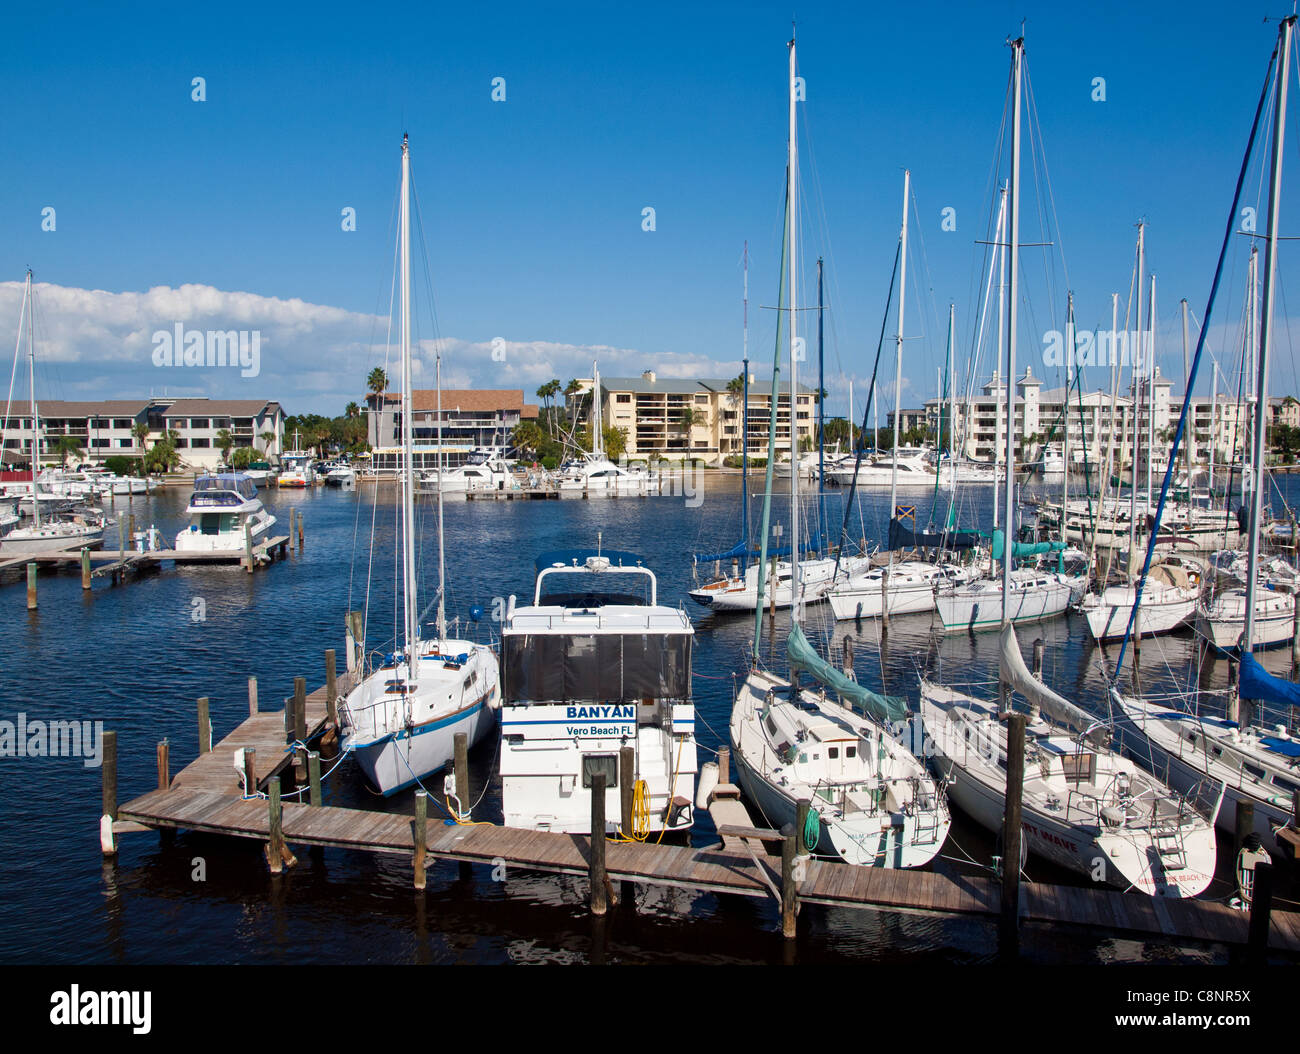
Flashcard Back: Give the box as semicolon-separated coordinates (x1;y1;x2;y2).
580;754;618;789
846;745;856;758
1244;763;1266;780
765;715;778;737
828;747;839;759
501;632;691;703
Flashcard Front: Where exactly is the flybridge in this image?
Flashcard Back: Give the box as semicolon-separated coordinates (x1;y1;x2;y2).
532;549;658;607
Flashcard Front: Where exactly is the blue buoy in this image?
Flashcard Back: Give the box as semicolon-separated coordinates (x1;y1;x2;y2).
469;604;484;622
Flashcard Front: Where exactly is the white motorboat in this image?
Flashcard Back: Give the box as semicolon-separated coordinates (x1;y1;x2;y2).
936;456;999;486
173;473;277;560
827;559;978;621
419;449;512;494
323;460;357;487
499;548;697;834
277;449;316;487
338;134;500;798
825;446;938;488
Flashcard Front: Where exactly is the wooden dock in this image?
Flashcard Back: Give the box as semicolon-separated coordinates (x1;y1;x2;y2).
102;677;1300;956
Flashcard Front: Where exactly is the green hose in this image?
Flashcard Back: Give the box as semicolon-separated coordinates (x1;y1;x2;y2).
802;808;821;852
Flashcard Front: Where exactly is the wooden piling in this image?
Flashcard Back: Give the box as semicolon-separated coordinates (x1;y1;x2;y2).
795;798;811;856
293;676;308;776
619;746;635;837
780;823;798;939
197;696;211;754
248;675;258;716
717;745;730;787
325;649;338;724
127;513;136;549
1032;639;1044;678
308;751;321;807
297;513;304;550
454;732;470;819
26;562;36;610
243;520;253;574
1001;711;1026;948
842;636;854;675
590;771;608;916
243;748;257;797
81;547;91;590
156;739;170;792
1248;861;1275;965
1291;596;1300;681
413;789;428;890
101;729;118;856
880;567;889;632
288;508;296;551
1236;799;1255;859
268;776;284;874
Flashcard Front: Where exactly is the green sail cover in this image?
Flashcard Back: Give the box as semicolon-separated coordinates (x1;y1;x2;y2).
990;529;1065;561
786;625;908;724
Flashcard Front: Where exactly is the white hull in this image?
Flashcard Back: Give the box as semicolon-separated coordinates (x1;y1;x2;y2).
1195;590;1296;651
1081;589;1197;642
938;574;1073;631
0;524;104;554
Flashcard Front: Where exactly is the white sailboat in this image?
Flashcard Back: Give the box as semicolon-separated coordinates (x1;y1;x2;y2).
338;135;501;796
730;38;949;868
1;272;105;556
920;37;1216;897
1116;17;1300;859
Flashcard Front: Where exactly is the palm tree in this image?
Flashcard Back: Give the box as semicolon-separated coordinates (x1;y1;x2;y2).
536;380;561;438
367;368;388;396
259;431;277;460
564;379;583;433
53;436;83;469
345;401;360;419
215;429;235;465
131;421;150;453
512;420;546;459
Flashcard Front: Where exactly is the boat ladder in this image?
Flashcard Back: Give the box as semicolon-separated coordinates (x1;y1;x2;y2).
1151;823;1187;871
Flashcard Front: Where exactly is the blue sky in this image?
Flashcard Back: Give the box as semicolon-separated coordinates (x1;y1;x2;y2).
0;1;1295;418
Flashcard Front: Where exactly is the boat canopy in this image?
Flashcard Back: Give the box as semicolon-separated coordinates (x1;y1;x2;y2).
999;625;1109;746
501;631;691;704
990;529;1064;561
1239;649;1300;710
785;624;907;724
192;474;257;503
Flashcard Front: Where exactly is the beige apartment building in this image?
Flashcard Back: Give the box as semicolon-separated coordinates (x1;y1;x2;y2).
580;370;816;464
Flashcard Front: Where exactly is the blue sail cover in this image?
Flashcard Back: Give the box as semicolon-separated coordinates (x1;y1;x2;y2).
694;533;823;563
888;518;982;552
786;625;907;724
1238;649;1300;710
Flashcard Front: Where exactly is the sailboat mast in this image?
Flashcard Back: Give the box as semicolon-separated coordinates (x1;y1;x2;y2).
1244;14;1292;652
592;361;603;457
399;134;419;682
742;241;750;572
1181;299;1193;487
1147;273;1157;502
947;303;956;463
817;256;825;547
890;169;910;530
25;273;38;531
788;32;801;624
993;182;1007;533
436;346;447;640
1128;223;1145;578
1000;38;1023;617
1063;291;1073;517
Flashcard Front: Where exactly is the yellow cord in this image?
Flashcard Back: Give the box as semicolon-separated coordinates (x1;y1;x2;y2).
445;795;495;826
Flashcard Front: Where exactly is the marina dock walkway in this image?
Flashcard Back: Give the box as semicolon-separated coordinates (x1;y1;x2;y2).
106;678;1300;955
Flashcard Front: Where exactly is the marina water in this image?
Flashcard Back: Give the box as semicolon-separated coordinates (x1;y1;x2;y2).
1;473;1292;964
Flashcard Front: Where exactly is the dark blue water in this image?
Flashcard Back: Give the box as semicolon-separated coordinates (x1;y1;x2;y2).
1;473;1294;964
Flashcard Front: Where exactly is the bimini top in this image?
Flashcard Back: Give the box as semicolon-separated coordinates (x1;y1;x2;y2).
190;473;258;506
532;549;656;608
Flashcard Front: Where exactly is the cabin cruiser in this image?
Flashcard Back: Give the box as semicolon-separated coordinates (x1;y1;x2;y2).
499;548;696;835
173;473;277;559
419;449;512;494
322;459;357;487
824;446;939;488
555;454;653;497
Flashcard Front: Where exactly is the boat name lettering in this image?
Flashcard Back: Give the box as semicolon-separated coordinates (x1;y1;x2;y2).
565;705;635;721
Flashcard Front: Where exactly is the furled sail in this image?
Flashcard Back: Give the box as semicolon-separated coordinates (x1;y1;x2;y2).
786;624;907;724
999;624;1109;746
1239;649;1300;710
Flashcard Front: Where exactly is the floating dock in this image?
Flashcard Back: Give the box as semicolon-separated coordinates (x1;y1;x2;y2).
100;667;1300;957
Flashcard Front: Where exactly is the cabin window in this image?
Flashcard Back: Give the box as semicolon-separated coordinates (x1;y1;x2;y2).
828;747;839;759
765;716;778;737
1244;763;1266;780
581;754;618;789
846;746;857;759
1061;751;1097;785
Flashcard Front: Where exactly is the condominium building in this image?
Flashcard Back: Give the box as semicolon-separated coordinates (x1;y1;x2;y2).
587;370;816;463
1;396;284;471
365;388;539;472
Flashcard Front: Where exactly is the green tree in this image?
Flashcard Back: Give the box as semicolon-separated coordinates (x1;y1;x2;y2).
215;429;235;464
131;421;151;453
603;426;628;461
512;420;546;459
53;436;83;468
536;380;561;438
367;368;388;396
259;431;277;460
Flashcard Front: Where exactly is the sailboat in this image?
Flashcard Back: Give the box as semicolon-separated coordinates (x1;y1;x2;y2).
920;36;1216;897
1116;16;1300;858
729;34;949;868
337;135;501;796
1;271;105;556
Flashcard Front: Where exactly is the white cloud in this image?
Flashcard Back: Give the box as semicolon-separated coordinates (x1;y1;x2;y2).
0;281;739;413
